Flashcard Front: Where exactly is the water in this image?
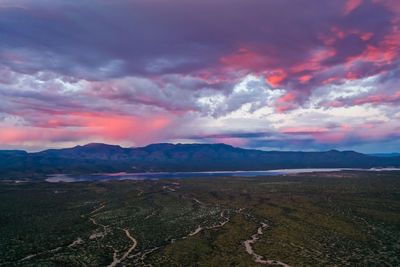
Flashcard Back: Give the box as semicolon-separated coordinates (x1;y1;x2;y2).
45;168;400;182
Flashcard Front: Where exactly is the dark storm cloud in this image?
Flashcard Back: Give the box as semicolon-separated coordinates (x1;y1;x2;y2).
1;0;400;152
0;0;396;80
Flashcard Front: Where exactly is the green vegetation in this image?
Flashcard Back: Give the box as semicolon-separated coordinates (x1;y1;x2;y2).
1;171;400;266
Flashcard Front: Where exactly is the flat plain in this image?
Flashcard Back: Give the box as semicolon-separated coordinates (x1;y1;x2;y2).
1;171;399;266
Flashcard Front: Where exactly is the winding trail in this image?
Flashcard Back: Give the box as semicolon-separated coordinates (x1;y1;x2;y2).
192;198;203;205
16;204;106;263
182;210;230;241
144;210;157;220
107;228;138;267
68;237;84;248
19;247;62;262
211;211;229;228
88;203;110;240
182;195;203;206
244;222;291;267
87;204;139;266
188;226;203;237
89;217;109;239
89;217;106;228
89;204;105;215
14;203;140;266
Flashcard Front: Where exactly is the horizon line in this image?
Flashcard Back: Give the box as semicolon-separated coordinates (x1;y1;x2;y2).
1;142;398;155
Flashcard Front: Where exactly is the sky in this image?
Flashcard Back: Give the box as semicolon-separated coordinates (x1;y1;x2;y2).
0;0;399;153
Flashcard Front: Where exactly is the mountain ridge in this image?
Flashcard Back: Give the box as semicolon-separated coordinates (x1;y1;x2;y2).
1;143;399;180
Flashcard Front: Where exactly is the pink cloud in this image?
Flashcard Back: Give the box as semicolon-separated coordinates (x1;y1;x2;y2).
220;48;270;72
372;0;400;15
341;124;353;131
277;92;295;104
273;92;298;113
0;112;171;145
265;69;287;87
1;0;400;153
299;75;313;83
291;48;336;73
313;132;347;143
354;91;400;105
330;101;345;107
347;26;400;67
360;32;374;41
0;126;87;144
343;0;363;15
280;127;330;134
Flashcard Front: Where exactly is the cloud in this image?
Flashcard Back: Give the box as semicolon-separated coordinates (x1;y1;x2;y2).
344;0;364;15
0;0;400;152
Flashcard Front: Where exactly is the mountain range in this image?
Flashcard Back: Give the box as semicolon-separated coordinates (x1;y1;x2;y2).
369;153;400;157
1;143;400;180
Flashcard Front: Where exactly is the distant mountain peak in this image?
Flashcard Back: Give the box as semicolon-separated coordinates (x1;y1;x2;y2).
83;143;121;148
143;143;175;148
327;149;340;153
139;142;237;152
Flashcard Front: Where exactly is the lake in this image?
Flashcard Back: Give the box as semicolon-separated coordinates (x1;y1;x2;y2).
45;168;400;182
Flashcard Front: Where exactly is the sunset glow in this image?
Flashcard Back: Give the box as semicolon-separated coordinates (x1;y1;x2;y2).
0;0;399;152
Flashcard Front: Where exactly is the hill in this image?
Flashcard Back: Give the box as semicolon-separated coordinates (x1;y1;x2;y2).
1;143;399;180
